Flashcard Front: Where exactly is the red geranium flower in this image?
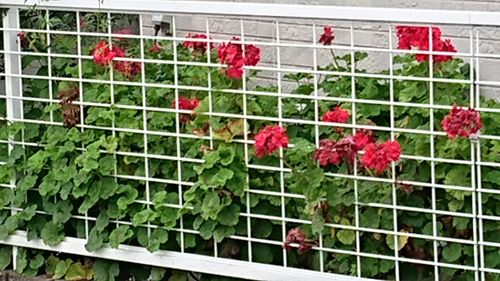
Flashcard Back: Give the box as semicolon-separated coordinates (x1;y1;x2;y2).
114;28;133;41
172;96;200;124
441;105;482;139
283;228;312;253
17;31;26;42
396;26;456;63
353;130;375;150
319;26;335;46
314;136;361;167
322;106;350;132
172;96;200;111
149;42;162;53
322;106;350;123
254;125;288;158
183;33;214;53
218;37;261;79
114;60;141;80
361;140;401;174
91;40;126;66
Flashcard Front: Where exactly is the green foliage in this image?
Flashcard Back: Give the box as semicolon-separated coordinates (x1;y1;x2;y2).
184;145;247;242
0;11;498;281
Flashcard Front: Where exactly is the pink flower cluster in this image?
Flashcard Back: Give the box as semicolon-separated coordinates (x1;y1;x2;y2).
396;26;456;63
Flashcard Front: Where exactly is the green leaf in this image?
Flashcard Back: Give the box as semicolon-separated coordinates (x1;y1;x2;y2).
150;267;167;281
205;168;234;186
65;262;88;281
41;222;65;246
16;174;38;191
53;259;71;279
153;191;168;207
444;166;470;187
95;212;109;232
202;151;220;170
39;172;60;196
147;228;169;252
218;146;235;166
311;210;325;235
453;217;469;230
201;192;221;220
132;209;158;227
116;185;138;210
45;255;59;275
484;170;500;186
93;260;119;281
252;220;273;239
360;208;381;229
252;243;273;263
198;220;217;240
217;204;240;226
15;248;28;274
98;177;119;199
0;188;13;208
85;228;107;252
337;229;355;245
29;253;44;270
0;246;12;270
51;200;73;226
213;226;235;243
386;231;409;251
109;225;133;248
442;243;462;262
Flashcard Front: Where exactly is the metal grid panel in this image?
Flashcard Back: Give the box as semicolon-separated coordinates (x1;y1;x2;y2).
0;1;499;280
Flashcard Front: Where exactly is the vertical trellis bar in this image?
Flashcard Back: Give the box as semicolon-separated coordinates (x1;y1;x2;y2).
2;7;22;270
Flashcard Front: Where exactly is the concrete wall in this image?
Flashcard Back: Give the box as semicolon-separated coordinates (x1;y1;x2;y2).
140;0;500;100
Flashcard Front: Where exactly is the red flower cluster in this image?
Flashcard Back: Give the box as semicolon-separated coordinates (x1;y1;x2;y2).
172;96;201;124
283;228;312;252
322;106;350;124
322;106;350;133
114;60;142;80
353;130;375;149
361;140;401;174
91;40;142;80
319;26;335;46
91;40;126;66
17;31;26;42
441;105;482;139
149;42;162;53
183;33;215;53
172;96;200;110
218;37;261;79
314;131;374;167
254;125;288;158
114;28;133;41
17;32;28;47
396;26;456;63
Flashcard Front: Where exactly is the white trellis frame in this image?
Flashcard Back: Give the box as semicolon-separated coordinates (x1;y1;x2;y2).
1;0;500;280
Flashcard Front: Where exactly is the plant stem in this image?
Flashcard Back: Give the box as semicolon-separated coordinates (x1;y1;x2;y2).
329;49;340;70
